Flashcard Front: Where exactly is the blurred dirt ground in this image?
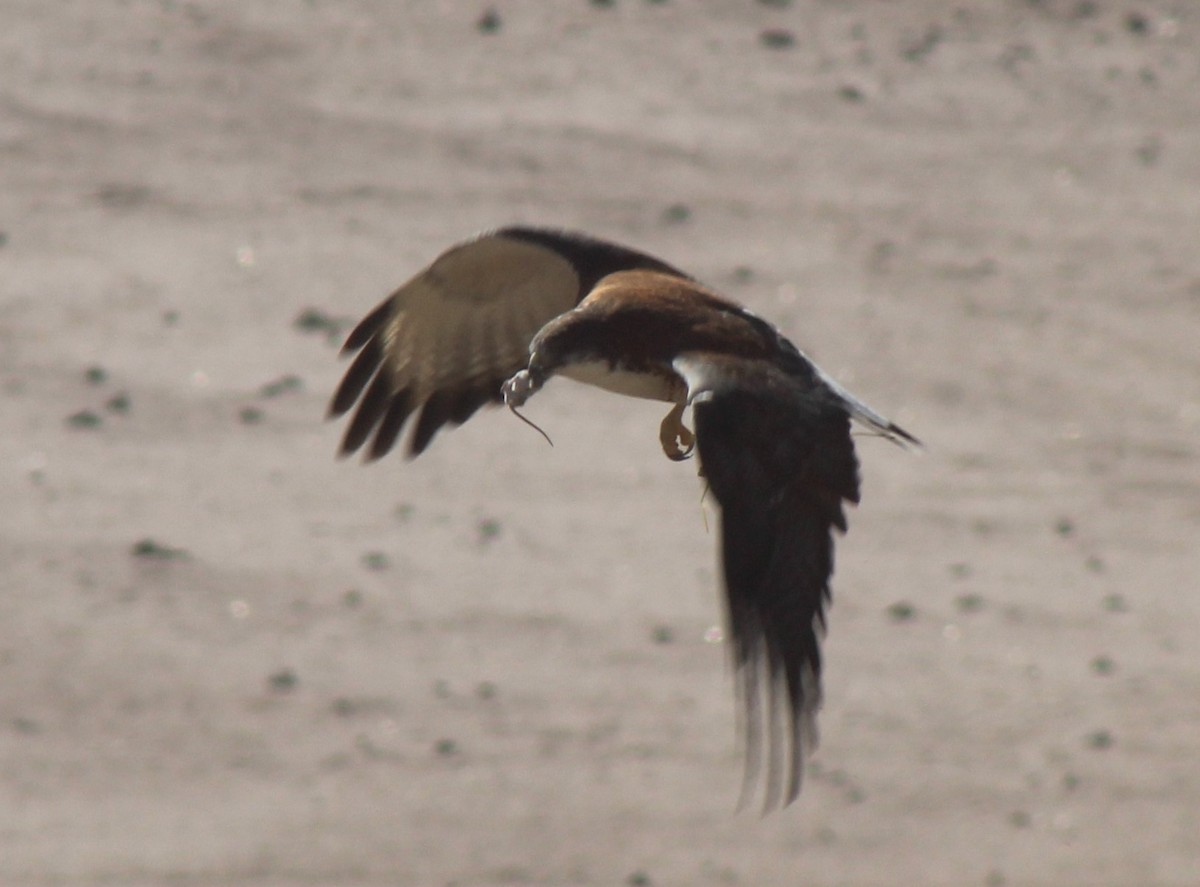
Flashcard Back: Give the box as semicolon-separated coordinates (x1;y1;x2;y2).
3;2;1199;885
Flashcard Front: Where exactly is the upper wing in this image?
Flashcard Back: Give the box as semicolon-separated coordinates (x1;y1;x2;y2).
329;226;689;459
675;353;862;809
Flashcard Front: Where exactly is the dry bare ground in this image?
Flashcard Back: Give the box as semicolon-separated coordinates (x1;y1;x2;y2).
3;2;1198;885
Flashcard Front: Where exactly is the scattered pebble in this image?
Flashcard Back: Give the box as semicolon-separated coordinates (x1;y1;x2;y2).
1102;593;1128;613
66;409;102;429
476;681;497;700
627;872;652;887
1135;137;1162;167
1085;728;1114;750
131;538;189;560
837;84;865;102
259;374;304;398
956;593;985;613
661;203;692;224
887;601;917;622
105;392;131;414
476;7;501;33
435;737;459;756
1054;517;1075;537
268;668;298;693
293;307;343;339
84;365;108;385
477;518;502;544
1008;809;1031;828
760;28;796;50
652;625;674;644
342;588;364;608
12;717;39;735
1125;12;1150;35
901;25;942;62
1090;654;1116;676
238;406;265;425
361;551;390;571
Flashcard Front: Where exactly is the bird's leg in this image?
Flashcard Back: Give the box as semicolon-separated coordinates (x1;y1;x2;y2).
659;402;695;461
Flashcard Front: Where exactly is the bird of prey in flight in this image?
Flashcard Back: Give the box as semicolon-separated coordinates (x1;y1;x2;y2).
329;226;917;808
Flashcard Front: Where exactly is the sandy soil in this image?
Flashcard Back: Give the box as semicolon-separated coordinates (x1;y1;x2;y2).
3;2;1199;884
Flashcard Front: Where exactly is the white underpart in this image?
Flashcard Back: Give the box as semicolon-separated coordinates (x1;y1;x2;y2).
672;354;731;404
558;359;678;402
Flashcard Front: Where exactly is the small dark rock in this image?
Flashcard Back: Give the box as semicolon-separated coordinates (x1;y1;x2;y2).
268;668;298;693
362;551;390;571
887;601;917;622
238;406;265;425
477;518;502;544
66;409;102;429
838;84;866;102
84;365;108;385
259;374;303;398
955;593;985;613
1071;1;1098;19
661;203;691;224
1102;593;1128;613
760;28;796;49
293;307;340;335
435;737;459;756
476;7;501;33
131;538;188;560
902;25;942;62
105;392;131;414
1125;12;1150;35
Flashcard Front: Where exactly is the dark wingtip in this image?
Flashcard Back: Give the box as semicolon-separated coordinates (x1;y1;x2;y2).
341;298;392;354
888;421;923;449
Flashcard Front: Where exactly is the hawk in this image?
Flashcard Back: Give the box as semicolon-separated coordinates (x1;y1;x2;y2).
330;226;918;807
